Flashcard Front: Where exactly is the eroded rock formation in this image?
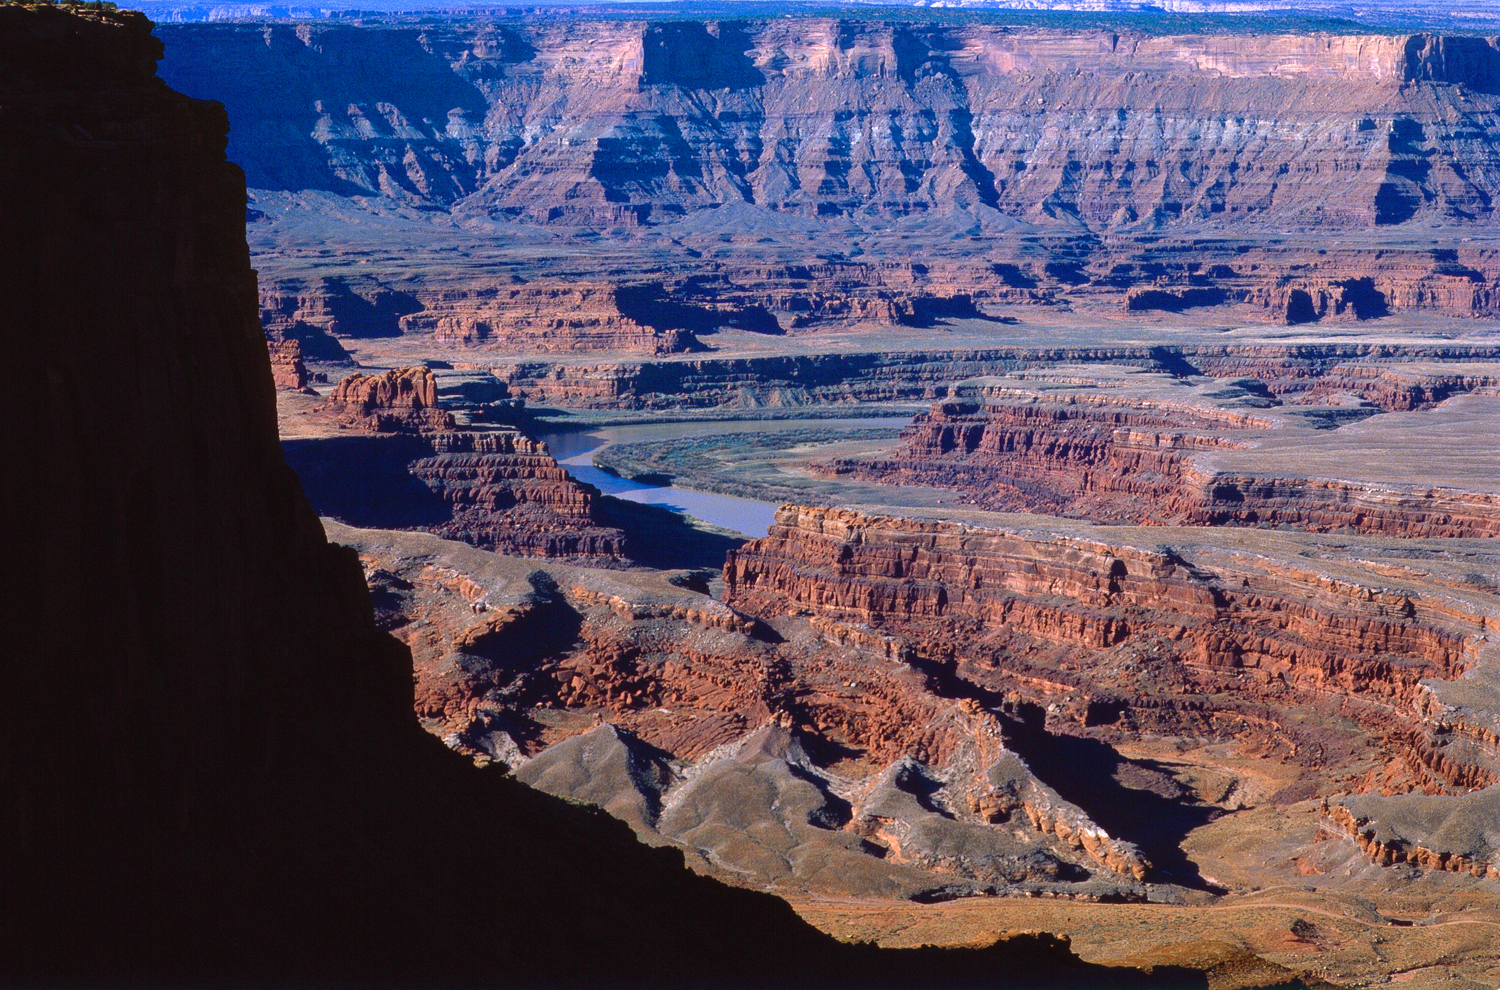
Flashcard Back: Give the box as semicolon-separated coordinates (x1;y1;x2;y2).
268;338;312;391
415;431;624;556
1322;787;1500;878
153;17;1500;353
261;277;703;354
283;429;626;560
338;522;1156;900
324;365;456;431
822;376;1500;539
333;493;1500;902
724;506;1499;796
479;343;1500;410
160;21;1500;226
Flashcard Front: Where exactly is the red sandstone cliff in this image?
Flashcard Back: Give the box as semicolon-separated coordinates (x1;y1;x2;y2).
827;393;1500;539
341;523;1154;897
281;428;628;560
724;506;1495;795
415;431;626;557
268;338;313;391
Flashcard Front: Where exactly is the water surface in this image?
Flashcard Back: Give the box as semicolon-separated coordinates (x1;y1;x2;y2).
536;417;907;538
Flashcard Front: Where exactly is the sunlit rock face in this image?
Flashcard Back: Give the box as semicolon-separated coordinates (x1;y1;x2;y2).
162;20;1500;229
155;18;1500;354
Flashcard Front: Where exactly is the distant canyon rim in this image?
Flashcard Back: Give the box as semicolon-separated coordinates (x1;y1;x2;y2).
162;9;1500;988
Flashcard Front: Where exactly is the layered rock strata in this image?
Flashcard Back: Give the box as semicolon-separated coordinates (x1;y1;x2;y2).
337;522;1156;899
481;343;1500;410
260;277;699;354
152;18;1500;351
283;429;625;560
724;506;1498;796
267;338;312;391
827;390;1500;539
256;265;1012;354
157;20;1500;230
324;365;456;431
249;240;1500;355
338;502;1500;898
1322;787;1500;878
415;431;624;557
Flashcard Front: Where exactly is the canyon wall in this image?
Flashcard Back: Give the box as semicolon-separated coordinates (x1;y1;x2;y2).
343;523;1158;899
159;20;1500;228
726;506;1475;690
154;17;1500;351
723;506;1496;792
5;10;1173;987
827;393;1500;538
283;430;628;559
482;342;1500;408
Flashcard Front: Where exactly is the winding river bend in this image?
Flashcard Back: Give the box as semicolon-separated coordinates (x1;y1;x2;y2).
536;417;908;538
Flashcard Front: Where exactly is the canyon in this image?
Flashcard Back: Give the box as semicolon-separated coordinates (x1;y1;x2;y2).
4;7;1213;988
275;338;1500;986
17;2;1500;988
263;327;1500;984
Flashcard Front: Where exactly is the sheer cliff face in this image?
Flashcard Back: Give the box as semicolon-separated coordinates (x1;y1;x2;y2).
829;393;1500;539
723;506;1498;789
158;19;1500;229
0;3;380;803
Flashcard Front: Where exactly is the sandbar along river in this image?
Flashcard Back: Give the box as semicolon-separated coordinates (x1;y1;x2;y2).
535;417;907;539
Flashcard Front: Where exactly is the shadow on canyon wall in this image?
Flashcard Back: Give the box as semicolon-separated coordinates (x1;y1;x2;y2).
598;497;749;570
1003;720;1228;892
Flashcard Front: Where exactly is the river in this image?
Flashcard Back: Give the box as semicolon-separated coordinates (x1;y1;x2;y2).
535;416;908;538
